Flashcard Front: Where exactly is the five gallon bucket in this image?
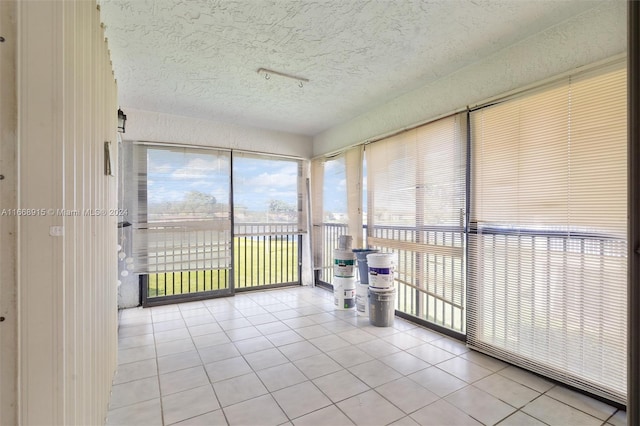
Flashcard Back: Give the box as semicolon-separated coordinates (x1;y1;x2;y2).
334;276;356;310
367;253;395;289
353;249;379;284
338;235;353;250
356;281;369;316
333;249;356;278
368;287;396;327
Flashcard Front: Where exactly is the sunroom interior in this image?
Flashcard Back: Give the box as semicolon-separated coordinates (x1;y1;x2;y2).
2;0;637;425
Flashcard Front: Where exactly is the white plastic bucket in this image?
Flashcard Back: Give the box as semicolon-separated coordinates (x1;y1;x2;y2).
356;281;369;316
334;276;356;310
333;249;356;278
338;235;353;250
367;253;395;288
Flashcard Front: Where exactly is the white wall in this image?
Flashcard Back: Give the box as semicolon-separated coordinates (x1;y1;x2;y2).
0;1;17;425
17;1;118;424
313;1;627;156
123;108;314;158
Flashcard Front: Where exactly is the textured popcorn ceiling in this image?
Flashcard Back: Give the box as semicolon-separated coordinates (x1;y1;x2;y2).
100;0;600;136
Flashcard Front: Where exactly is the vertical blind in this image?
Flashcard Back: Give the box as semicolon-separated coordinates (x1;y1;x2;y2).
468;62;627;403
132;144;232;274
366;113;467;333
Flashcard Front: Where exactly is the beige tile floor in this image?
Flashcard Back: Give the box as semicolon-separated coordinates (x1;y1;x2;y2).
107;286;627;426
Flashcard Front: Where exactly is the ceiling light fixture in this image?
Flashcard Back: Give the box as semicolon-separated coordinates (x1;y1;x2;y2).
257;68;308;88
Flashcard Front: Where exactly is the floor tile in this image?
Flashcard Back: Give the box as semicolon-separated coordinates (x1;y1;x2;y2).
118;344;156;365
272;381;332;419
218;317;252;331
375;377;439;414
361;323;399;337
162;384;219;425
188;322;223;337
180;307;210;318
247;313;279;325
379;351;430;376
244;347;289;371
223;394;288;426
113;358;158;385
256;321;291;336
109;376;160;409
266;330;305;346
338;329;377;345
388;416;420;426
306;312;337;324
212;372;269;407
321;320;357;334
459;350;508;372
406;343;456;365
160;365;209;396
294;353;343;379
382;332;425;350
407;366;467;397
292;404;355;426
325;345;374;368
498;411;547;426
546;385;617;420
279;341;322;361
295;324;332;339
356;338;402;358
337;389;405;426
156;338;196;357
445;385;516;425
474;373;540;408
192;332;231;350
234;335;275;354
106;397;162;426
157;350;203;375
410;399;482;426
521;395;603;426
273;309;302;320
312;370;370;402
153;319;186;333
183;315;216;328
118;323;154;338
205;356;252;383
282;316;317;329
403;326;443;343
198;342;241;364
607;410;627;426
349;359;402;388
225;325;262;342
429;337;469;355
112;287;623;426
153;311;183;323
436;357;494;383
256;362;308;391
498;366;554;393
118;333;155;349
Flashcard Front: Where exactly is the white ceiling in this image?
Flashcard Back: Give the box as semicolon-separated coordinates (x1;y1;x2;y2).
100;0;601;136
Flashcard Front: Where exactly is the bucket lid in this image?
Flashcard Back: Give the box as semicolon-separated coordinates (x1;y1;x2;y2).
368;286;396;294
334;249;356;259
366;253;394;266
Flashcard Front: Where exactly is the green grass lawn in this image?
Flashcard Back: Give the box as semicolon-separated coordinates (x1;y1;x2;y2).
147;237;299;297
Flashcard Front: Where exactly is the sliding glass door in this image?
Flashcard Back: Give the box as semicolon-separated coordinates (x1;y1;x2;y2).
132;145;233;305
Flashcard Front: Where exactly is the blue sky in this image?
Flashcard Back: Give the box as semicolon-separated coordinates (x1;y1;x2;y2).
146;148;365;214
147;149;298;212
